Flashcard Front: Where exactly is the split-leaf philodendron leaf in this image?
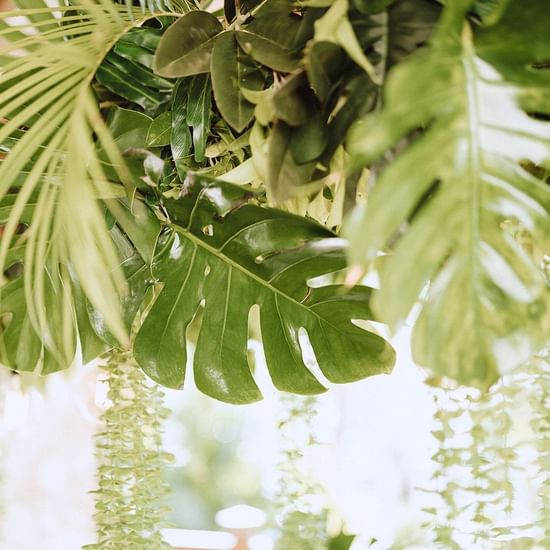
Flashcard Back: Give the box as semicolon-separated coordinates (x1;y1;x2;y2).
346;0;550;388
134;176;395;403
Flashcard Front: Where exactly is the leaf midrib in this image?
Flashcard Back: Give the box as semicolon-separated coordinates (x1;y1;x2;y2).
169;219;366;339
461;24;484;343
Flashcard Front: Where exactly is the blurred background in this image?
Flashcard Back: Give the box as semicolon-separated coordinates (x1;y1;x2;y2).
0;326;541;550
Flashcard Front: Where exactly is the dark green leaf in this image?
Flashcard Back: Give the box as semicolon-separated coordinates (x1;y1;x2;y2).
211;31;264;132
324;73;377;160
104;50;173;91
96;59;165;113
234;0;322;72
134;176;394;402
118;27;163;52
268;121;316;202
290;113;328;164
101;106;153;190
236;31;301;73
147;111;172;147
273;71;320;126
186;74;212;163
363;0;442;74
114;41;156;70
329;532;356;550
224;0;236;23
305;41;348;102
154;11;223;78
171;79;193;180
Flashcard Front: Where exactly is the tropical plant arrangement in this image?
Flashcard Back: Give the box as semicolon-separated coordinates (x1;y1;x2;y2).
0;0;549;547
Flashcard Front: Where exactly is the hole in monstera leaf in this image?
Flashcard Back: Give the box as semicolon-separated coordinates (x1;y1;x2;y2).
3;262;23;280
531;61;550;70
298;328;331;388
246;304;271;392
254;248;286;265
519;159;548;180
307;268;348;288
185;299;205;351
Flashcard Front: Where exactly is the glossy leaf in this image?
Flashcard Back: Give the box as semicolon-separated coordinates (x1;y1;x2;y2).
96;54;169;113
101;106;153;190
211;31;265;132
147;111;172;147
153;11;223;78
347;0;550;387
236;31;301;73
171;79;193;180
186;74;212;163
133;176;395;403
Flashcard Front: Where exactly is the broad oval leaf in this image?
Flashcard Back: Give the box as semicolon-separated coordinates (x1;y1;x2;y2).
147;111;172;147
211;31;265;132
236;0;321;72
346;0;550;388
267;121;316;202
154;11;223;78
133;176;395;403
273;70;320;127
236;30;301;73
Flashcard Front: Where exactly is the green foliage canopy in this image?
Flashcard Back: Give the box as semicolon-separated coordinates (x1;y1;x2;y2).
0;0;549;398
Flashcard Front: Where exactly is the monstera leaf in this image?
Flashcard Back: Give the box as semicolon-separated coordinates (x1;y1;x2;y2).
134;176;395;403
347;0;550;387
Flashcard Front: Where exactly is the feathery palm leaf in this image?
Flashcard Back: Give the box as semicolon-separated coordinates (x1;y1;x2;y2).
0;0;179;369
347;0;550;387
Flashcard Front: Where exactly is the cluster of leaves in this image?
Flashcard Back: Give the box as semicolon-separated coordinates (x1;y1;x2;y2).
85;350;173;550
0;2;397;403
151;0;441;204
1;0;549;396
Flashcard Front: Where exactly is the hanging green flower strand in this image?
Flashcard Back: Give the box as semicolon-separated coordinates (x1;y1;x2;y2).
85;350;173;550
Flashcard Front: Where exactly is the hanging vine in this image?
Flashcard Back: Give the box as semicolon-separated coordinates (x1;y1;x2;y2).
426;378;533;549
274;394;329;550
84;350;173;549
528;352;550;545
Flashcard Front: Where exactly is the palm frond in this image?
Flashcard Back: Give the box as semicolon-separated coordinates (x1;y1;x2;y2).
0;0;179;371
